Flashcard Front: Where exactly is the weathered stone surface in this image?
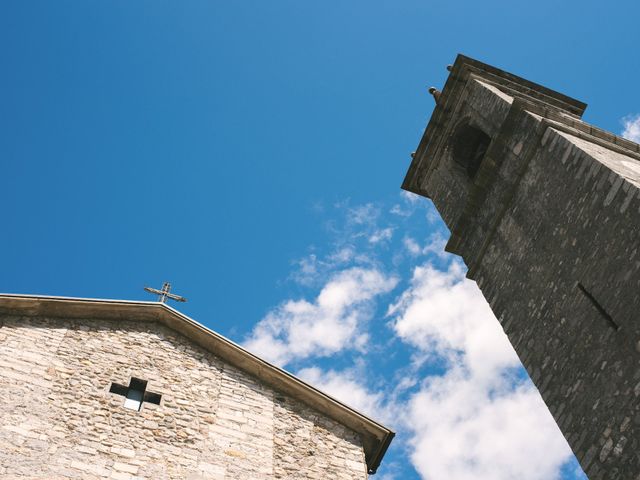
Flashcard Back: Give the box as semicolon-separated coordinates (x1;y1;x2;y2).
0;316;368;479
404;54;640;479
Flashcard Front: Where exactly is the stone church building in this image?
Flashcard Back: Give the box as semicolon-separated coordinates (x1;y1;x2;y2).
404;55;640;479
0;294;393;479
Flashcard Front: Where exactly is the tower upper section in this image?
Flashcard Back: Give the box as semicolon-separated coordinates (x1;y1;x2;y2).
402;54;639;277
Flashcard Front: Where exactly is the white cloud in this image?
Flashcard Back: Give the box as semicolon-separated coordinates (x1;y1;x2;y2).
390;191;441;225
290;199;404;287
375;473;400;480
403;233;448;260
388;262;577;480
391;191;421;217
293;253;320;285
369;227;394;244
401;190;421;204
297;366;390;423
347;202;379;225
389;262;516;378
291;247;357;286
403;237;422;256
622;114;640;143
328;246;355;263
421;232;447;259
407;368;572;480
244;267;398;366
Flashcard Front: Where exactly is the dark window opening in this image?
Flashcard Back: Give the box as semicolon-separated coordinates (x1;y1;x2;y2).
109;377;162;411
577;282;619;331
451;124;491;179
144;391;162;405
109;383;128;396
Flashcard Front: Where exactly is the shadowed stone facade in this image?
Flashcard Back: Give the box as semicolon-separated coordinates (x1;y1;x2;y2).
0;297;392;479
403;55;640;480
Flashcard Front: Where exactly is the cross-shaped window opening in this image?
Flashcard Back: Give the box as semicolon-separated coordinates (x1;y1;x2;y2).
109;377;162;411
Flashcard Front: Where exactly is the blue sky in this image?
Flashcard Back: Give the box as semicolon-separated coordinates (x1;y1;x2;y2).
1;1;639;479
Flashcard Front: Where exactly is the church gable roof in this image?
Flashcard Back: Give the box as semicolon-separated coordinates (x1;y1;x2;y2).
0;293;394;474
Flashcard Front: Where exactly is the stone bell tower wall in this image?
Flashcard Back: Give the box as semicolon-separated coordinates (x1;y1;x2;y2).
403;54;640;480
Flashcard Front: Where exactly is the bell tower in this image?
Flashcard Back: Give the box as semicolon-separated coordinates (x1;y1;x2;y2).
404;55;640;479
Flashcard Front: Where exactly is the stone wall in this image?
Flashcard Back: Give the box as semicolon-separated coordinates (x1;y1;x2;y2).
0;315;368;479
472;127;640;480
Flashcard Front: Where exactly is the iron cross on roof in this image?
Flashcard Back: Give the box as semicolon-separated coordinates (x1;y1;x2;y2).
144;282;187;304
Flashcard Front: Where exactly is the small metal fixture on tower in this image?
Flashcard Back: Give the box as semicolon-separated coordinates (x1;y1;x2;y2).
428;86;441;103
144;282;187;304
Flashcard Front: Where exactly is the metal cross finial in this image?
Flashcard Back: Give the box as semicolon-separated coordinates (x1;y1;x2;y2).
144;282;187;304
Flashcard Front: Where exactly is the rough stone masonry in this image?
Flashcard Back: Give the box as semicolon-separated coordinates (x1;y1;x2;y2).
0;297;393;479
403;54;640;480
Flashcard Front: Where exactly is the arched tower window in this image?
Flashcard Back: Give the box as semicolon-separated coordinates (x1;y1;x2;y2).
451;123;491;179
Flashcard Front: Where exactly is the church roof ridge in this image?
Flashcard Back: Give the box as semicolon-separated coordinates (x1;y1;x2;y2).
0;293;394;474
